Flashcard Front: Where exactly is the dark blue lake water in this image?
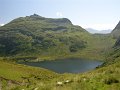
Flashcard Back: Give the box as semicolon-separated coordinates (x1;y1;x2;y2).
20;58;103;73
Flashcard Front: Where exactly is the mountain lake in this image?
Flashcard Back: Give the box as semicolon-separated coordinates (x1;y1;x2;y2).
19;58;103;73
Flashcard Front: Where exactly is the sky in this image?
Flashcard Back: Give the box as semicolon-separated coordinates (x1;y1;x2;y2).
0;0;120;30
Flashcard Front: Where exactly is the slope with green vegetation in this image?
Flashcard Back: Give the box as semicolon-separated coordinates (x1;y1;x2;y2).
0;15;120;90
0;59;59;90
0;55;120;90
0;14;115;61
0;14;88;60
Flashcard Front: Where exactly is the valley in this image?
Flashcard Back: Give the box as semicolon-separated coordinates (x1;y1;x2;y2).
0;14;120;90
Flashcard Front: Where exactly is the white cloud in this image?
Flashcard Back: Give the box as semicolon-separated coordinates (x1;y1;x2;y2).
80;23;116;31
56;12;63;17
0;24;4;26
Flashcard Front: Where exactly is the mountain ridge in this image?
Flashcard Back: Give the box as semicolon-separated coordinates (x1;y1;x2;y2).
111;21;120;38
0;14;115;61
0;14;89;59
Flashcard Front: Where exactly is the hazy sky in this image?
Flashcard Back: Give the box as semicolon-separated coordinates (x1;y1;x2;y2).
0;0;120;30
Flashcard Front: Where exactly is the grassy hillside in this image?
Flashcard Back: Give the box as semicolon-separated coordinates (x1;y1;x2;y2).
0;36;119;90
0;14;88;59
0;14;115;61
0;37;118;90
0;57;120;90
0;59;59;90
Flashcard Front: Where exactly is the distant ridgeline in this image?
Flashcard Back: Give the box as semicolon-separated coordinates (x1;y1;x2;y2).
0;14;88;58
